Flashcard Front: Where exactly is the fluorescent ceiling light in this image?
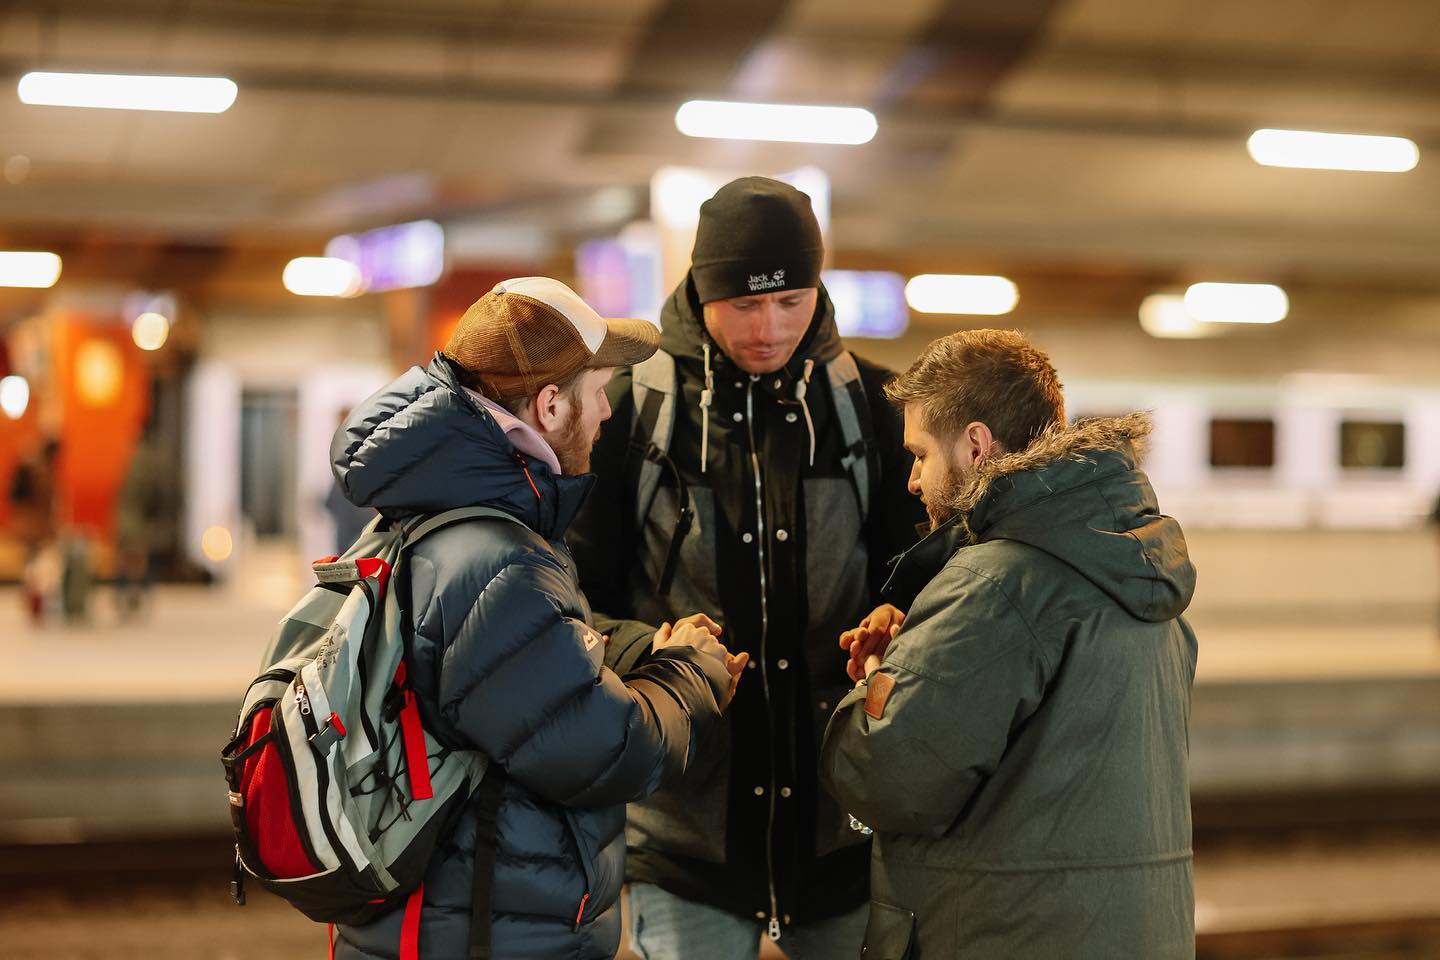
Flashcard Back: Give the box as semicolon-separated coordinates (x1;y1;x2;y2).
1247;128;1418;173
1183;282;1288;324
0;251;62;288
1138;294;1216;339
283;257;363;298
0;375;29;419
18;71;237;113
904;274;1019;316
675;100;877;145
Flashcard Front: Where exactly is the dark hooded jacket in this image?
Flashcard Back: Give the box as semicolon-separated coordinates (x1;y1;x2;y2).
821;414;1198;960
328;353;731;960
569;279;925;929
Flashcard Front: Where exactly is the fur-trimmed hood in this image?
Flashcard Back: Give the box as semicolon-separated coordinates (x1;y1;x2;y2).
891;412;1195;623
954;411;1154;530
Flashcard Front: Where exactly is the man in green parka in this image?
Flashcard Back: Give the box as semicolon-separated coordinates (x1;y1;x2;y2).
821;329;1197;959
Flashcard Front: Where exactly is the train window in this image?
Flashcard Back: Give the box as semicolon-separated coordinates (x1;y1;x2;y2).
1209;418;1275;468
1339;420;1405;469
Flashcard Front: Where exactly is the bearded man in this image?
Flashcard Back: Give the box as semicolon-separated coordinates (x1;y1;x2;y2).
821;329;1199;960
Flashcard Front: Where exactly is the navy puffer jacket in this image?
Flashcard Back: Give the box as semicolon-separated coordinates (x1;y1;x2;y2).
329;354;731;959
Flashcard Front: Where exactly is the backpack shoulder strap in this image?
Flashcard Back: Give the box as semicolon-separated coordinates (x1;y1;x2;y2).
630;350;679;528
402;506;528;548
826;350;876;523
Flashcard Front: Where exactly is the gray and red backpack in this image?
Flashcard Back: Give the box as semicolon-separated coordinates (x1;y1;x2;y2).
222;507;519;960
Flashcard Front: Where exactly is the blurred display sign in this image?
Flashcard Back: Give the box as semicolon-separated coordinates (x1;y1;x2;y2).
822;270;908;339
575;222;664;324
325;219;445;294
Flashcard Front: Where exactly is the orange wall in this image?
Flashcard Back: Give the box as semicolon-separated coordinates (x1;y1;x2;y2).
51;314;150;538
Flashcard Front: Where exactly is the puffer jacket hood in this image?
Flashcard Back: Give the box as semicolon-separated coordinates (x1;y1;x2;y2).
949;412;1195;623
331;352;593;540
659;273;844;374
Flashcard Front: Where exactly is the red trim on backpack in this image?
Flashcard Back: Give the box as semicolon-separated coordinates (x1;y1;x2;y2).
327;923;335;960
393;663;434;801
313;555;340;566
401;883;424;960
399;685;434;801
240;705;322;879
328;712;347;738
354;556;393;595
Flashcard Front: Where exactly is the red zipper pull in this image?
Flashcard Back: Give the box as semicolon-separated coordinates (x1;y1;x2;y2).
574;891;590;930
513;451;542;499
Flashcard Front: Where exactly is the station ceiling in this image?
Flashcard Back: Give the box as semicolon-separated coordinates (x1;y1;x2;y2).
1;0;1438;292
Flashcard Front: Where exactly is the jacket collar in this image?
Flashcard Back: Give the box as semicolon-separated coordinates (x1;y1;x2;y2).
658;275;844;398
951;413;1153;543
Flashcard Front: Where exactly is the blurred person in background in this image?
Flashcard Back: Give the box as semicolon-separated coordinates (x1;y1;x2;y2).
570;177;924;958
9;437;60;624
328;277;745;960
114;416;169;619
822;330;1198;959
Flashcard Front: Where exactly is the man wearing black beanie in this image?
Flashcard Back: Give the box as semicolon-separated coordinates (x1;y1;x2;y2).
570;177;925;958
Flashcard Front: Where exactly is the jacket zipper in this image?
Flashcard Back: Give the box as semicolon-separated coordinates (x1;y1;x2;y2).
744;378;782;942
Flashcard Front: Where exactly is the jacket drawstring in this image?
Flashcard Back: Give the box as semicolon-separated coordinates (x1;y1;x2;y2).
795;358;816;467
699;341;714;473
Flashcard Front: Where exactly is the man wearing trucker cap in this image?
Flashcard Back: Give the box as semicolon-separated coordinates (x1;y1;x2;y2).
329;276;746;960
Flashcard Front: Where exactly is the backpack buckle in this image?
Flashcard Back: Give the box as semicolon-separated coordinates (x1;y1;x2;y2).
308;714;346;755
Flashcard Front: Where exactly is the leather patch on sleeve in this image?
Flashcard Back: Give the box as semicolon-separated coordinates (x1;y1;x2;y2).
864;672;896;720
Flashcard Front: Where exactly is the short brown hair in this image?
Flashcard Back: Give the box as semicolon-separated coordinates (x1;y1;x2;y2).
885;329;1065;453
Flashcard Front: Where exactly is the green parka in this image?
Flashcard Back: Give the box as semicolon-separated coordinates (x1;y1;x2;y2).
821;414;1198;959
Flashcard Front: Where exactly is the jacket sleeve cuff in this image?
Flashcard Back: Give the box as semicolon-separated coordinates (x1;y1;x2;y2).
648;645;732;711
596;616;657;675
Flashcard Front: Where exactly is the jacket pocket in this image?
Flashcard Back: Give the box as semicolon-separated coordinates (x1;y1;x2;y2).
861;900;916;960
562;811;597;928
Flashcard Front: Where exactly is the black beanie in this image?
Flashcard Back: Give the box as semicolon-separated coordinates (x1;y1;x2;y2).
690;176;824;304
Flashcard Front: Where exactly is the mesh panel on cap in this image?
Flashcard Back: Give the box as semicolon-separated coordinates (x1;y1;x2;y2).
444;292;592;400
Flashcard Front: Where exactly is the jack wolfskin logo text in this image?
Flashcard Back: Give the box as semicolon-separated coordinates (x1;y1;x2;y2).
747;269;787;292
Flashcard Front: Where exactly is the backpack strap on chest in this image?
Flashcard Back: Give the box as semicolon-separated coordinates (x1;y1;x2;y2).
630;351;680;529
826;350;875;524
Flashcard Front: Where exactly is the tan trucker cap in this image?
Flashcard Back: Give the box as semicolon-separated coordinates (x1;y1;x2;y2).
444;276;659;401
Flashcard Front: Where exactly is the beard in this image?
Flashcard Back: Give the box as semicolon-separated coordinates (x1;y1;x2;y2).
925;461;967;531
549;400;602;475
